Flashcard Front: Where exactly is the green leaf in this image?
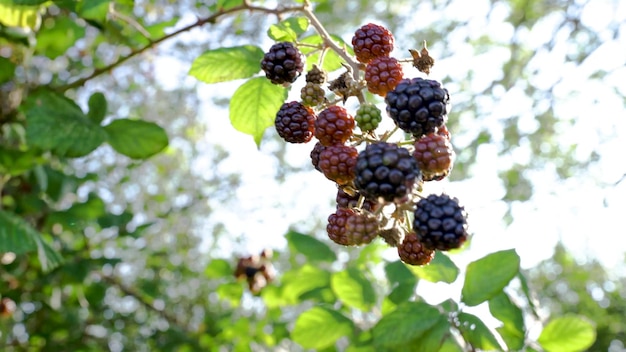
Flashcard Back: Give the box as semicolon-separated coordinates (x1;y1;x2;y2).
457;312;503;351
0;0;48;5
439;337;464;352
205;259;232;279
0;147;39;175
214;0;243;10
216;282;244;306
489;292;525;350
103;119;168;159
299;34;354;72
331;267;376;311
23;89;107;158
385;260;415;284
0;2;41;29
189;45;264;84
285;230;336;262
373;302;441;348
410;316;450;352
292;306;353;350
537;315;596;352
267;17;309;42
282;264;330;303
461;249;520;306
76;0;110;22
408;251;459;283
35;17;85;58
0;210;62;272
229;77;287;146
87;92;107;124
0;56;15;83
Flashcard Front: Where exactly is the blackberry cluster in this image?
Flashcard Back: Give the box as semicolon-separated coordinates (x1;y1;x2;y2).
274;101;316;143
354;142;421;203
414;194;469;251
385;77;450;138
259;22;471;266
352;23;394;64
314;105;355;146
261;42;304;85
234;249;276;294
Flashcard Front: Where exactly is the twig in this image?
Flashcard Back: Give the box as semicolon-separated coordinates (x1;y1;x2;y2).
57;2;305;92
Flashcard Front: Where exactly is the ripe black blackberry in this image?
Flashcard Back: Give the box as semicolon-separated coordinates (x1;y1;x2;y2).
352;23;394;64
354;142;421;203
314;105;355;146
300;82;326;107
274;101;316;143
413;133;455;181
336;188;378;212
327;208;379;246
385;77;450;138
365;56;403;97
310;142;325;172
414;194;469;251
261;42;304;85
398;232;435;266
318;145;358;186
305;64;327;84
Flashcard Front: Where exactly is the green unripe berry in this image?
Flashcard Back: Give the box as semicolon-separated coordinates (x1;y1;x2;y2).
355;103;382;132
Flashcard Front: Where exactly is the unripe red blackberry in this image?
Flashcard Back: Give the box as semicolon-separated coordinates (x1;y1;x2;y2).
336;188;379;212
414;194;469;251
300;82;326;107
310;141;325;172
261;42;304;85
413;133;455;181
385;77;450;138
314;105;355;146
355;103;383;132
437;124;451;140
365;56;403;97
354;142;421;203
352;23;394;64
318;145;358;185
327;208;379;246
398;232;435;266
274;101;316;143
305;64;327;84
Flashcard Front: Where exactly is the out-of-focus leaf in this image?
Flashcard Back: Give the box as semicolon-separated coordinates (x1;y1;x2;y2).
104;119;168;159
462;249;520;306
372;301;441;348
87;92;107;124
457;312;503;351
76;0;109;22
281;264;330;303
408;251;459;283
410;316;450;352
267;17;309;41
537;315;596;352
292;306;353;350
22;89;106;157
35;17;85;58
229;77;287;146
489;292;525;350
331;267;376;311
190;46;264;84
0;2;41;29
285;230;336;262
299;34;354;72
205;259;232;279
0;56;15;83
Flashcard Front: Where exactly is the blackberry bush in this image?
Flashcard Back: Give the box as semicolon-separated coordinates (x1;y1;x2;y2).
365;56;403;97
385;77;450;138
355;103;382;132
414;194;469;251
318;144;358;185
413;132;455;181
327;208;379;246
398;232;435;266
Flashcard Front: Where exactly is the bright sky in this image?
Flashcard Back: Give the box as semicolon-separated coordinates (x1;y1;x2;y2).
154;0;626;277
